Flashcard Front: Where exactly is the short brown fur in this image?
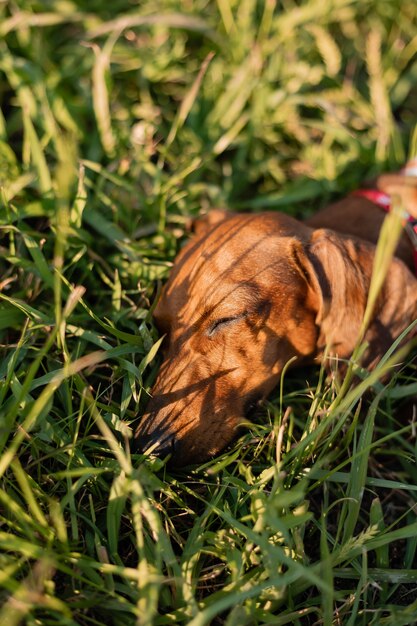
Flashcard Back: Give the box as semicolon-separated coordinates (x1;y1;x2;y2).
134;173;417;465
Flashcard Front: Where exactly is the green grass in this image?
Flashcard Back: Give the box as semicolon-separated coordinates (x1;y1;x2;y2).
1;0;417;624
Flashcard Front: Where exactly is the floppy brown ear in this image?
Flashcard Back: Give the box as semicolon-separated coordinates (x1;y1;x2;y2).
294;229;417;370
377;173;417;218
189;209;230;237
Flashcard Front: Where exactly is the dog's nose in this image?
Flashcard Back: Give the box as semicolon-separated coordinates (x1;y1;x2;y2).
135;428;176;459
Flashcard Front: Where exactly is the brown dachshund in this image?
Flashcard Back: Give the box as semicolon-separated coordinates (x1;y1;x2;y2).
134;172;417;465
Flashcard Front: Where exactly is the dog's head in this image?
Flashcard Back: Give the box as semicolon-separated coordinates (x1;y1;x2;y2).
134;211;417;465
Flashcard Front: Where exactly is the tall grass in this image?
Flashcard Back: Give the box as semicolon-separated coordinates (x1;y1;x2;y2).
1;0;417;624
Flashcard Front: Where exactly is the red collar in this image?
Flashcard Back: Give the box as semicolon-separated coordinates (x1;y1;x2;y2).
351;189;391;209
352;188;417;274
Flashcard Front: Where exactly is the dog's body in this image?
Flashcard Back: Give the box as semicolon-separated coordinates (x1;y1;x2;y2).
307;195;414;268
134;172;417;465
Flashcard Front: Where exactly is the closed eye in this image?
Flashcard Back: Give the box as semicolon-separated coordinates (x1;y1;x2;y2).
208;312;247;337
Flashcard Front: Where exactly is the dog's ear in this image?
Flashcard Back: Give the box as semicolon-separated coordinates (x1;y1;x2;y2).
188;209;230;237
377;173;417;218
291;231;367;363
292;229;417;370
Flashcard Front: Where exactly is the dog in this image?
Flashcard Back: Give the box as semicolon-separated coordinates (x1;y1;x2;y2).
134;168;417;466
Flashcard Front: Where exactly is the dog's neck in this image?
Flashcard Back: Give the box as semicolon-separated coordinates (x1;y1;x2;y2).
352;187;417;275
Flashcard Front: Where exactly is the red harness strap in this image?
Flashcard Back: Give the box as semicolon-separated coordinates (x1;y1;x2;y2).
352;188;417;275
351;189;391;209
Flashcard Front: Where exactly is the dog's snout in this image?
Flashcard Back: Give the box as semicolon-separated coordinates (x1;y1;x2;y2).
135;426;176;459
243;394;262;419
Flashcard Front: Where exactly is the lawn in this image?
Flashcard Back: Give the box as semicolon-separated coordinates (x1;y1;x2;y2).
1;0;417;624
